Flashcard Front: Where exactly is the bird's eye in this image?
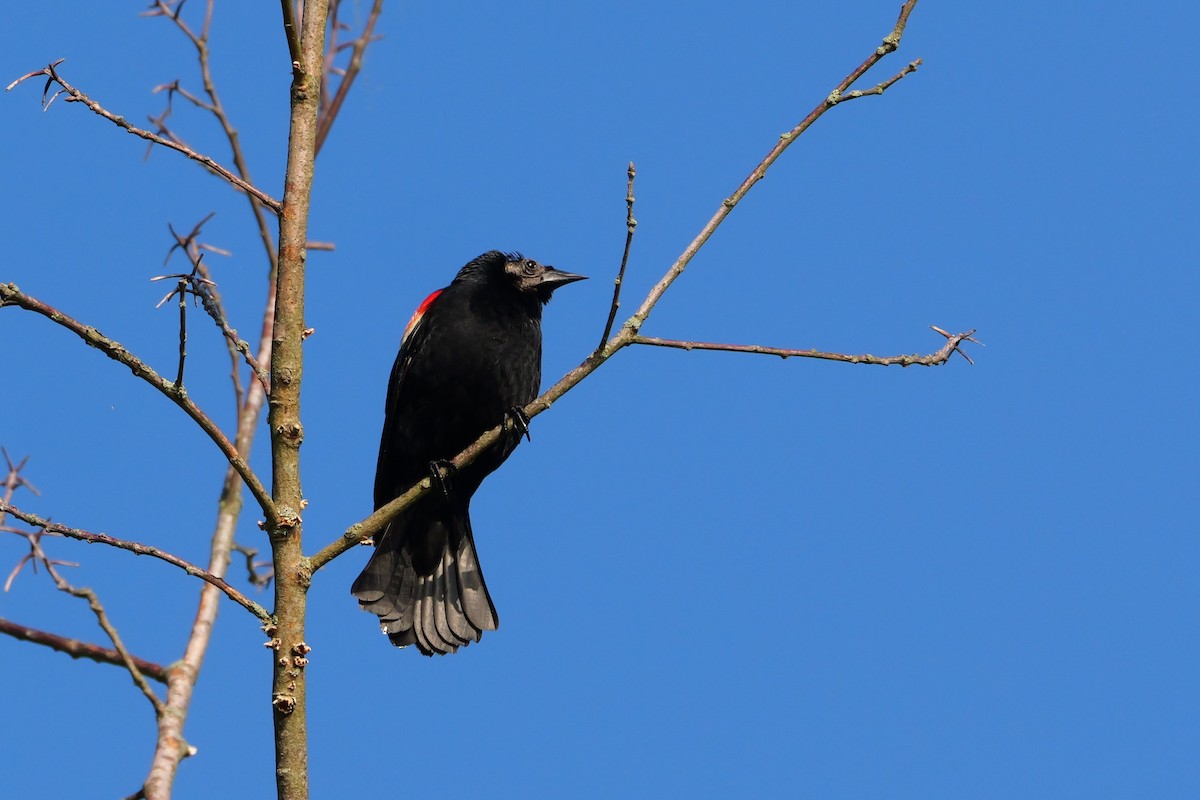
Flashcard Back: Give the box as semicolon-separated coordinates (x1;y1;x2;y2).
522;260;539;275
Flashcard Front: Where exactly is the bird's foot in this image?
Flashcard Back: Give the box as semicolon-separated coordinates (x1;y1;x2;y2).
428;460;456;498
504;406;532;442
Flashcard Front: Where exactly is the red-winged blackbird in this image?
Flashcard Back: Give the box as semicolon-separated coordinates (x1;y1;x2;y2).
352;251;585;655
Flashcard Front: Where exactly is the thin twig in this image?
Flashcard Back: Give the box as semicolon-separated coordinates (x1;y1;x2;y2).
233;542;275;589
152;79;214;114
0;283;276;527
194;289;272;396
163;213;215;265
929;325;982;364
599;162;638;348
1;448;39;499
141;2;201;48
0;501;271;622
5;61;281;213
630;328;980;367
176;276;188;386
0;616;169;683
151;263;212;396
829;59;923;105
1;450;46;592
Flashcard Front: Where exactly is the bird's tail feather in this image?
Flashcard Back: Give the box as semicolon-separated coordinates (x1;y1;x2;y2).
351;514;498;655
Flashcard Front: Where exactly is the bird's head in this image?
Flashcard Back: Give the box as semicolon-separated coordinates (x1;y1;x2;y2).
458;251;586;305
503;254;587;304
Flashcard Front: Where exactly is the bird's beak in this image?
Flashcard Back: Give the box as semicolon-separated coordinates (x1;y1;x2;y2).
540;268;587;290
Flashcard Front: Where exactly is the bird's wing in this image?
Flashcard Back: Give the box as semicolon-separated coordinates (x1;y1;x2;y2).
373;288;444;510
402;288;444;346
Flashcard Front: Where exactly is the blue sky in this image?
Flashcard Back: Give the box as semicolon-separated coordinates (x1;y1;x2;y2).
2;1;1196;798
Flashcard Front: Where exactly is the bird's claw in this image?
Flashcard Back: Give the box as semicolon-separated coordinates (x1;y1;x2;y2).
504;406;531;442
428;460;456;498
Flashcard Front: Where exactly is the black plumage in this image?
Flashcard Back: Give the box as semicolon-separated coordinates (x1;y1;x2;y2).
352;251;585;655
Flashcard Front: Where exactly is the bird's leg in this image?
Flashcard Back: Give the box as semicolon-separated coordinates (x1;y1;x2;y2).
428;460;457;498
504;406;532;442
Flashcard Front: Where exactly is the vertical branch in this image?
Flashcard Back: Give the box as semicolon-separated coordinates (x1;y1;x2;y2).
599;162;638;348
175;276;188;387
269;2;328;798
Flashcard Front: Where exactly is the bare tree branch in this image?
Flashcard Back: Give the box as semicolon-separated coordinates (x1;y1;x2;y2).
279;0;302;68
5;61;281;212
0;616;169;683
631;328;980;367
148;270;193;388
0;501;271;622
194;287;272;397
829;59;922;105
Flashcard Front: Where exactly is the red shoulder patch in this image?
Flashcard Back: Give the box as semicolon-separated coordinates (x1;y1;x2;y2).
403;289;443;344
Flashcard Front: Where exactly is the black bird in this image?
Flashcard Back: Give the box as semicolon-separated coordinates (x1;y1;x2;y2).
352;251;585;655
